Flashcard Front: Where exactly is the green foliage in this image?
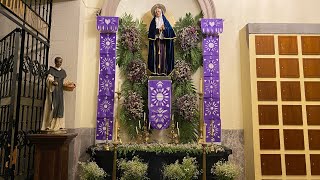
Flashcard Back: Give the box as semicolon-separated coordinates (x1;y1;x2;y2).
117;14;148;138
119;106;138;138
172;80;196;97
121;80;147;98
177;113;199;143
211;161;240;180
117;13;146;70
181;157;200;179
172;80;198;143
170;12;204;143
114;143;226;157
190;47;203;70
174;12;203;32
117;12;205;143
118;13;136;29
118;156;149;180
163;157;199;180
174;12;203;73
163;161;185;180
90;143;227;157
117;48;142;73
78;161;107;180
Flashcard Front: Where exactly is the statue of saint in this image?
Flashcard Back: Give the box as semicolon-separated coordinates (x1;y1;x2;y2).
41;57;76;132
148;4;176;76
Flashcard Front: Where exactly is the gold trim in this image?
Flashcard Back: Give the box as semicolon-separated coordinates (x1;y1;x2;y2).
148;37;176;41
151;4;166;16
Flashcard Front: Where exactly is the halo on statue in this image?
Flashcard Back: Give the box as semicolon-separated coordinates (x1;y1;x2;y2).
151;4;166;16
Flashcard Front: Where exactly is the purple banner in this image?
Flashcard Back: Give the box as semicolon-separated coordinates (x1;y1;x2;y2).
97;96;114;118
97;16;119;33
203;97;221;143
201;19;223;143
100;54;116;74
205;117;221;142
204;76;220;98
203;36;219;56
148;80;172;130
201;18;223;35
96;16;119;142
98;74;115;96
100;33;116;54
204;98;220;119
203;56;219;77
96;117;113;140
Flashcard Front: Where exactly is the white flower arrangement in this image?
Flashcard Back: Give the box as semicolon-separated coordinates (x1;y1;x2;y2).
78;161;107;180
91;143;226;156
163;157;199;180
211;161;240;180
117;156;149;180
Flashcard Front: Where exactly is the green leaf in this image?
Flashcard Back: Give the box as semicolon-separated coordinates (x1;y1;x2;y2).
190;47;202;72
174;13;195;32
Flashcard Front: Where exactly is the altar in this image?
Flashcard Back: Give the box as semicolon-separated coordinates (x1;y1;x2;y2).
84;1;237;180
87;143;232;180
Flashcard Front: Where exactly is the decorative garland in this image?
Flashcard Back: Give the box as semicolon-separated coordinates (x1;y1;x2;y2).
117;14;148;137
117;13;203;143
90;143;227;156
171;13;203;143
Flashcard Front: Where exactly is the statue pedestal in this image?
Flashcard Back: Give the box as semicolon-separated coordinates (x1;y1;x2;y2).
148;76;171;80
27;133;78;180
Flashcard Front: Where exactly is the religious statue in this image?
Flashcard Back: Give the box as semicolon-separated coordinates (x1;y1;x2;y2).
148;4;176;76
41;57;76;132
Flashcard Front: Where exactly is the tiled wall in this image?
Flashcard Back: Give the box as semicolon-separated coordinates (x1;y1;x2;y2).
68;128;96;180
247;29;320;179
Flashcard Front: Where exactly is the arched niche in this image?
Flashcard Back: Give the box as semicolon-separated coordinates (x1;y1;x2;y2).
101;0;216;18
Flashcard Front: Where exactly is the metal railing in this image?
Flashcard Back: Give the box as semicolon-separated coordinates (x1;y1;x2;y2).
0;27;49;180
0;0;53;43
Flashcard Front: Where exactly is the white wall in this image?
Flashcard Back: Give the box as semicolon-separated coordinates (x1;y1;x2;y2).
49;0;320;130
116;0;200;20
214;0;320;129
0;15;18;39
50;0;82;128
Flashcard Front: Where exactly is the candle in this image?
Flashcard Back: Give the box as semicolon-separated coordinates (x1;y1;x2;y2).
148;122;151;130
200;78;203;92
139;120;141;129
177;128;180;136
172;114;174;125
144;113;146;122
136;126;139;134
177;122;179;129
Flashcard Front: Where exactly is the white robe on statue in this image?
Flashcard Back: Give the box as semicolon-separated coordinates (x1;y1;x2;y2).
41;72;66;131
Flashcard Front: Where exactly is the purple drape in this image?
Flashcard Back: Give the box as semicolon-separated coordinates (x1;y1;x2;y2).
201;19;223;143
96;16;119;142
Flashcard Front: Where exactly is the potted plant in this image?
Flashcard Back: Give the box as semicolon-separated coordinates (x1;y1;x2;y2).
78;161;107;180
211;161;240;180
118;156;149;180
163;156;199;180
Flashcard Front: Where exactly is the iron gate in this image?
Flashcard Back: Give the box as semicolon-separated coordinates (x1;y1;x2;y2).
0;0;52;179
0;28;49;179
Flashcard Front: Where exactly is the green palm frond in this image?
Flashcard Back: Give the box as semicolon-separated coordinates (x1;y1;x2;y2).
174;13;195;32
190;47;202;71
172;80;196;97
119;106;138;138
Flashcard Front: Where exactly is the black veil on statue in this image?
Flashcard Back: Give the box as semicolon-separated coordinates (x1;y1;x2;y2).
147;4;176;76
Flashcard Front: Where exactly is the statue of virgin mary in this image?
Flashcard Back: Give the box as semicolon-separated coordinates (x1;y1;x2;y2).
148;4;176;76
